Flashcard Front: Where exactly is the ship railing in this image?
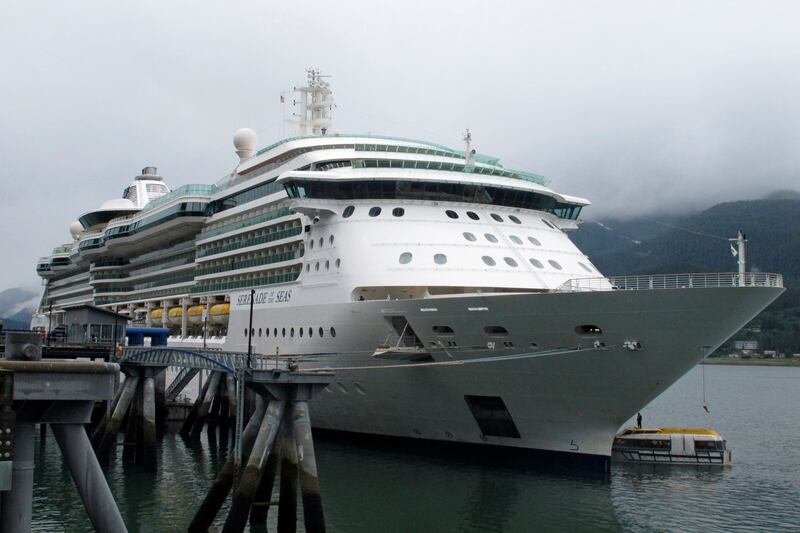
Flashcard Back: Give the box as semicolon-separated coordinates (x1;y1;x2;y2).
555;272;784;292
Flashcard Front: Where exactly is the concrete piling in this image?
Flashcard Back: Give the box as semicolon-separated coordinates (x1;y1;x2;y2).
191;371;221;440
180;371;211;437
0;423;35;532
291;400;326;533
249;447;280;525
96;374;139;462
278;416;299;533
141;375;158;472
222;400;286;533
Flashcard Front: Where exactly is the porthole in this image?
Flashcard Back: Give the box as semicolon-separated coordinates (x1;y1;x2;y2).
315;262;320;271
481;256;496;266
467;211;480;220
309;240;314;250
274;328;278;337
299;328;304;338
342;205;355;218
392;207;405;217
399;252;413;264
509;215;522;224
325;260;330;270
463;232;477;242
434;253;447;265
578;262;592;273
319;237;324;247
290;327;295;338
541;219;556;229
244;328;248;337
266;328;270;337
484;233;498;243
509;235;523;245
258;328;262;337
329;235;335;245
330;327;336;337
491;213;504;222
282;328;286;337
309;327;313;337
548;259;563;270
250;328;254;337
445;210;459;219
484;325;509;336
504;257;518;267
530;342;539;350
369;207;382;217
528;236;542;246
305;264;310;272
529;258;544;269
319;327;324;337
335;258;341;268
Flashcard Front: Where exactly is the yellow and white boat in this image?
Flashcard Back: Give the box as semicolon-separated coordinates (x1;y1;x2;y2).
612;427;731;465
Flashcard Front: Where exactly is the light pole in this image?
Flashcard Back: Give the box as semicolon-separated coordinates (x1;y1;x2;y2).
246;289;255;369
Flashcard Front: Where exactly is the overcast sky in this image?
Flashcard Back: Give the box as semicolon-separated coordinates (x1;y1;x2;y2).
2;1;799;291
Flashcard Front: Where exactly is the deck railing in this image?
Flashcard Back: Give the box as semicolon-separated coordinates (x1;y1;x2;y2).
556;272;784;292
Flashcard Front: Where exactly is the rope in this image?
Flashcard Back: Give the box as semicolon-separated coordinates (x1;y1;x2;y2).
302;344;607;372
640;217;729;242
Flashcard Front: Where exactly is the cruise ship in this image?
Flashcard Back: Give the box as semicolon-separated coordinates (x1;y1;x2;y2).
33;70;784;467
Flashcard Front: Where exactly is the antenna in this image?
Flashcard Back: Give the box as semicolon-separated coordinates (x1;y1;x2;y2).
728;229;747;286
288;68;334;136
463;128;475;167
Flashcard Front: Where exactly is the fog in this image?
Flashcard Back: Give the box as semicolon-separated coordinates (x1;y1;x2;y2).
2;0;799;290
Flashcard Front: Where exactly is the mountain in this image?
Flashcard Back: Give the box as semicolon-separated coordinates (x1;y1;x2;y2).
571;198;800;354
0;287;38;330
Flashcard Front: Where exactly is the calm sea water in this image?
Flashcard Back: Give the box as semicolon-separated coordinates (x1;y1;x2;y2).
31;365;800;532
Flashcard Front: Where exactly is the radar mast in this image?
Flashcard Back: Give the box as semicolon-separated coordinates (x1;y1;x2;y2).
291;69;334;135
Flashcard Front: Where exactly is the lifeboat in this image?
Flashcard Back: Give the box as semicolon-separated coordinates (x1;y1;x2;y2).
209;303;230;324
150;308;164;321
187;305;205;324
612;427;731;465
167;307;183;325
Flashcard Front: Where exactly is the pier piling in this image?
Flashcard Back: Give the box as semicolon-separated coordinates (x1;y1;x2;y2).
141;374;158;472
291;400;326;532
278;415;299;533
96;374;139;462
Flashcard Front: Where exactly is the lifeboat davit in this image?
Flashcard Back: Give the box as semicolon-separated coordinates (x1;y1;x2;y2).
187;305;205;324
167;307;182;325
209;303;230;324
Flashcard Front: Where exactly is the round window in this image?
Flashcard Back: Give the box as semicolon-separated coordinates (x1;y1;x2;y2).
266;328;270;337
330;327;336;338
484;233;498;243
315;262;320;271
548;259;563;270
299;328;304;337
342;205;355;218
399;252;413;264
309;327;313;337
319;327;324;337
528;236;542;246
325;260;330;270
445;210;459;219
509;235;523;245
504;257;518;267
463;232;477;242
392;207;405;217
282;328;286;337
290;328;295;337
509;215;522;224
491;213;504;222
319;237;324;247
482;256;496;266
467;211;480;220
335;258;341;268
369;207;382;217
329;235;335;245
309;240;314;250
305;264;310;272
434;254;447;265
529;258;544;269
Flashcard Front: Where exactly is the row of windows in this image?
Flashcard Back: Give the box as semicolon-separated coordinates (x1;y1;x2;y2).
444;209;523;225
396;252;593;272
246;326;337;339
305;258;342;272
463;232;542;246
308;234;335;249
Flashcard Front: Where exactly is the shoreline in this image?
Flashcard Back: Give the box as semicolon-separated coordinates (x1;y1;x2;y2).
703;358;800;367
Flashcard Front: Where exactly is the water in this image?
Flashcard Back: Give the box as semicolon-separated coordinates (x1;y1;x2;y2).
30;365;800;532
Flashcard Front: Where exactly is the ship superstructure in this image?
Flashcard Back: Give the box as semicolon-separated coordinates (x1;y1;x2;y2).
33;71;784;465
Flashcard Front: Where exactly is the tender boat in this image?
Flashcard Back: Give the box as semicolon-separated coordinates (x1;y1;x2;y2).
612;427;731;465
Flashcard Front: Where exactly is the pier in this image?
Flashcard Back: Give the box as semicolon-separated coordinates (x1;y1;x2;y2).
1;332;333;532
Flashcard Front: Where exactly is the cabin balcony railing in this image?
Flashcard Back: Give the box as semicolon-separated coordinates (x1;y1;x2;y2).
555;272;784;292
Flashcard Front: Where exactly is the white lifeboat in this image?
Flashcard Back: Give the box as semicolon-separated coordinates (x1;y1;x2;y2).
612;427;731;465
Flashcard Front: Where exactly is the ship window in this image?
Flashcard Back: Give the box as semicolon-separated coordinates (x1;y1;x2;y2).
329;235;335;245
319;237;324;247
484;326;509;336
548;259;563;270
434;254;447;265
343;205;355;218
274;328;278;337
433;325;455;335
528;236;542;246
509;235;523;245
330;327;336;337
299;327;304;337
529;258;544;269
491;213;503;222
309;239;314;250
484;233;498;243
244;328;248;337
575;325;602;336
325;260;330;270
258;328;262;337
463;232;477;242
393;207;405;217
266;328;270;337
335;258;341;268
305;264;310;272
578;262;592;272
282;328;286;337
319;326;324;337
309;327;313;337
509;215;522;224
541;219;556;229
467;211;480;220
369;207;382;217
399;252;413;264
445;210;459;219
530;342;539;349
315;262;320;271
251;328;255;337
504;257;518;267
481;256;496;266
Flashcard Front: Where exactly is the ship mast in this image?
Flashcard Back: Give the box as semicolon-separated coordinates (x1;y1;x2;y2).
292;68;334;136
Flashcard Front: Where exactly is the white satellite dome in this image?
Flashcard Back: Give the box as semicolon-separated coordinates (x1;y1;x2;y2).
99;198;137;211
69;220;83;239
233;128;257;161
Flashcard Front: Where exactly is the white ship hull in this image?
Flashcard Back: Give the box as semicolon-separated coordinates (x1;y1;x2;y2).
225;284;782;463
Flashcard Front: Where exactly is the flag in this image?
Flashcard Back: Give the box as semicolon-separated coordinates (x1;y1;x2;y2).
280;94;285;104
703;404;710;413
730;243;738;257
